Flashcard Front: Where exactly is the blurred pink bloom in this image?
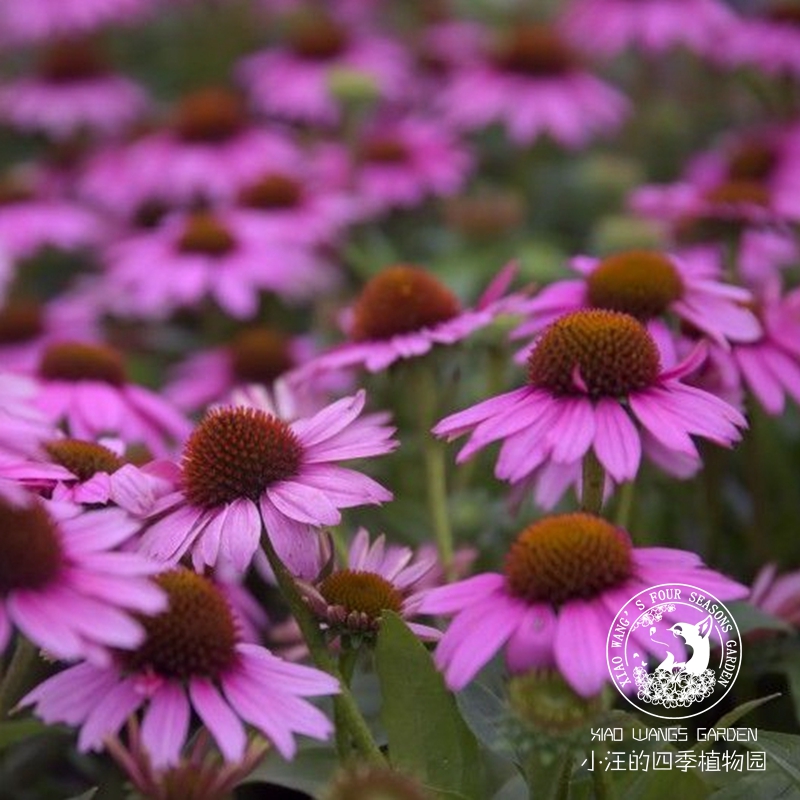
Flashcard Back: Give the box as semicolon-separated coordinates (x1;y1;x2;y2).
0;0;156;45
419;513;748;695
78;88;302;212
713;5;800;79
293;262;526;378
438;23;629;147
0;372;58;464
513;249;761;352
138;391;396;578
237;15;410;126
436;309;746;489
101;209;338;320
0;481;166;663
21;569;339;767
560;0;735;58
750;563;800;628
32;341;191;457
0;40;149;140
343;116;474;217
301;527;441;640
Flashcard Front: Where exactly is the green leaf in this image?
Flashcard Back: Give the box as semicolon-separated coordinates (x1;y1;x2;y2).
456;679;517;760
245;746;338;795
621;766;711;800
0;718;50;750
746;731;800;788
726;602;792;635
710;772;800;800
375;611;483;799
693;694;781;753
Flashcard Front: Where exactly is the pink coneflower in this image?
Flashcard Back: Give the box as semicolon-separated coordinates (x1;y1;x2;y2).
0;480;166;663
435;309;747;487
0;295;100;372
713;4;800;79
101;209;337;320
164;327;309;413
513;249;761;351
301;527;440;641
418;512;748;695
560;0;736;59
0;0;156;45
0;174;101;261
0;372;58;464
750;563;800;629
292;262;526;378
438;23;629;148
0;39;149;140
697;280;800;416
21;568;339;767
234;163;355;247
237;13;410;126
138;391;396;578
344;116;474;217
77;87;302;212
31;341;191;456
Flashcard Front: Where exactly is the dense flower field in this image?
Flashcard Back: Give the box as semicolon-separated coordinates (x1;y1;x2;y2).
1;1;800;798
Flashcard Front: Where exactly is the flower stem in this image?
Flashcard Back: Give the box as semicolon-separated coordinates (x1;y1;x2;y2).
580;450;605;516
259;528;384;764
613;480;635;530
0;636;41;718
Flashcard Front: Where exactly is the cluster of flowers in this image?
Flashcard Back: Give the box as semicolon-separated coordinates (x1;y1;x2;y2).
1;0;800;795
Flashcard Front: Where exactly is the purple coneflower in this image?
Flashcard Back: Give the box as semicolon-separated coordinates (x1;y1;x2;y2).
418;512;748;696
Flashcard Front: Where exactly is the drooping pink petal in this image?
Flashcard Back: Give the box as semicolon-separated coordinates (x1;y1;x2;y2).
141;683;191;768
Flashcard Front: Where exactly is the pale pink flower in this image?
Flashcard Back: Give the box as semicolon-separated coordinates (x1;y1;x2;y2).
750;564;800;629
560;0;736;58
513;249;761;351
292;262;526;379
21;569;339;767
438;23;629;148
344;116;474;217
301;527;441;641
435;309;747;489
418;512;748;695
237;15;411;126
0;480;166;664
0;372;58;464
138;391;396;578
0;40;149;140
101;209;338;320
31;341;192;457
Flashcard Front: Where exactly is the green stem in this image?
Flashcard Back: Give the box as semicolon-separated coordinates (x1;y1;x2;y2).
591;756;611;800
613;480;635;531
581;451;605;516
0;637;41;718
259;529;384;764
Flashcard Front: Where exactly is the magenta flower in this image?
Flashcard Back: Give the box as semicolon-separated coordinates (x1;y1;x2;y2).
513;249;761;352
0;39;149;140
435;309;746;488
0;373;58;464
292;262;526;378
418;513;748;696
750;563;800;629
0;0;156;45
438;23;629;148
301;527;440;641
560;0;736;59
101;209;337;320
31;341;191;457
139;391;396;578
713;5;800;79
0;174;101;261
0;480;166;664
77;88;302;212
699;280;800;415
237;14;410;126
341;116;474;217
21;569;339;767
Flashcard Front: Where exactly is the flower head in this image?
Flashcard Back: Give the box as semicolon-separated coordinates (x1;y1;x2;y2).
139;391;396;578
0;480;166;663
435;309;747;490
21;568;339;767
418;513;748;696
302;528;440;642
